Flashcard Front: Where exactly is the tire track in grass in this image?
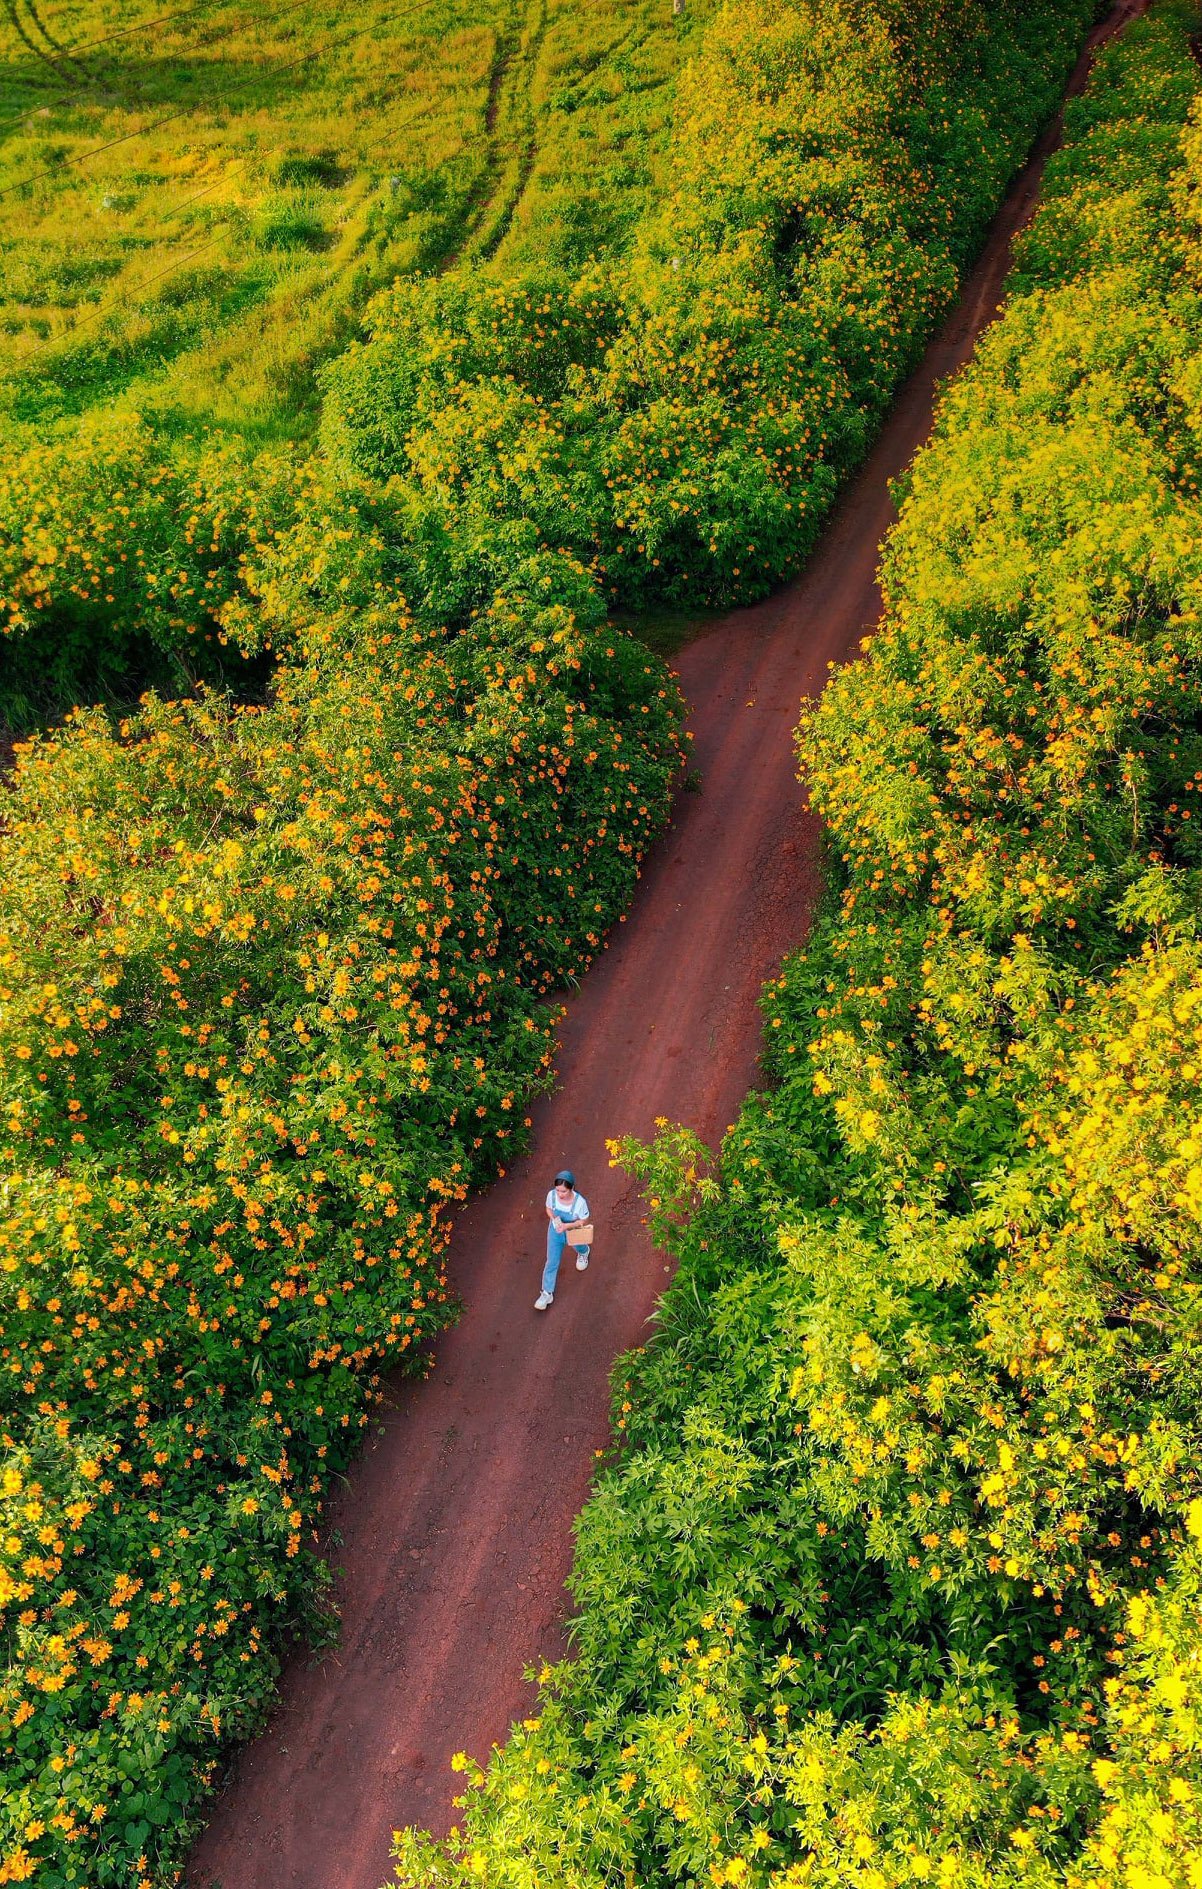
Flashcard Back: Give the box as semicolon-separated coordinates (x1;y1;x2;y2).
470;0;546;262
451;0;546;267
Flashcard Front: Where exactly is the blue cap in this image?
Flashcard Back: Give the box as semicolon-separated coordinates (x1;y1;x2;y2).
554;1169;575;1186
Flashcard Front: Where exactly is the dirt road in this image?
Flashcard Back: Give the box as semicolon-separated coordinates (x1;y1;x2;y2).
188;10;1143;1884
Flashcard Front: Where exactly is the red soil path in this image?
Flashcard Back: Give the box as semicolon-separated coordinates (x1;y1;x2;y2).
189;10;1143;1883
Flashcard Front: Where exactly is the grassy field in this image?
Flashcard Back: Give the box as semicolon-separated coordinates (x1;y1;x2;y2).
0;0;710;444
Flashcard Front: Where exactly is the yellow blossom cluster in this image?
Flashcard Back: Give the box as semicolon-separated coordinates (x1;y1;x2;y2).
0;592;681;1883
382;12;1202;1888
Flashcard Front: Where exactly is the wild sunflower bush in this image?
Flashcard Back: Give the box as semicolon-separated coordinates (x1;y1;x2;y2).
0;592;682;1887
387;9;1202;1886
0;0;715;732
0;418;297;728
2;0;1097;732
0;0;1155;1882
322;0;1097;618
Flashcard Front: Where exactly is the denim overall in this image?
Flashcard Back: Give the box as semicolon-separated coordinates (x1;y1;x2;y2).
542;1190;590;1296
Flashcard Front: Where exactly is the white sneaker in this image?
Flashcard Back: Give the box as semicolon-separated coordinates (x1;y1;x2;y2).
575;1253;589;1271
535;1291;554;1311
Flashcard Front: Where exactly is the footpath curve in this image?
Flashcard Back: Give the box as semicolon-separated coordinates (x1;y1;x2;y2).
189;9;1144;1883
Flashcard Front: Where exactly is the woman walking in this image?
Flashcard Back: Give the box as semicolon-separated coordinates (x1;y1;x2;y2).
536;1169;591;1311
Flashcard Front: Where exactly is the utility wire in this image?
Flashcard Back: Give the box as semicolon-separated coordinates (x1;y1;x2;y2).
10;94;443;363
349;92;439;157
0;0;327;157
154;89;440;222
5;0;469;370
0;0;240;125
0;0;440;196
0;1;260;134
158;159;242;220
3;0;86;86
21;0;95;70
1;102;194;191
61;0;236;60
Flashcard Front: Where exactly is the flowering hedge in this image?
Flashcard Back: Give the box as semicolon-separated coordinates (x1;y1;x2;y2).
0;590;682;1887
0;1;1164;1884
386;10;1202;1886
0;0;1098;742
322;0;1097;619
0;0;708;736
0;420;294;730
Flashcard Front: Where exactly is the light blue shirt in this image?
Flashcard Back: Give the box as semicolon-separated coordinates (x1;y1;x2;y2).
546;1188;589;1225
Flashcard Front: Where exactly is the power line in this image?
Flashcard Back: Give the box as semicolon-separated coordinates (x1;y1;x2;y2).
4;0;471;372
107;227;225;295
153;89;440;223
9;96;445;364
150;81;443;221
3;0;87;87
0;0;240;127
352;93;440;157
0;1;257;135
0;0;328;156
9;0;96;82
0;103;194;194
159;160;243;220
64;0;236;60
0;0;441;198
21;0;94;69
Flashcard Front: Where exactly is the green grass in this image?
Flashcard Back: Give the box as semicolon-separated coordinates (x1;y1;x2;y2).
0;0;712;446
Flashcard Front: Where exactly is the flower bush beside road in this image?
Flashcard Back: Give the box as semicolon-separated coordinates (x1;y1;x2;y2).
322;0;1098;618
387;10;1202;1885
0;599;682;1887
0;0;1145;1883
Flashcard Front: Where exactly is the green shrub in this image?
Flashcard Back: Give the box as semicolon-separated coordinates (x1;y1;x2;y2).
323;0;1098;615
0;419;294;729
0;595;682;1887
384;11;1202;1887
0;3;1166;1885
0;0;713;723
